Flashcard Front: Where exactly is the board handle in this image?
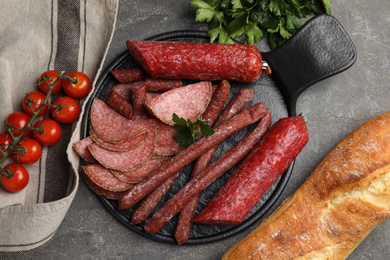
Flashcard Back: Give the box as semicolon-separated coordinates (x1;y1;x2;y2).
262;14;357;116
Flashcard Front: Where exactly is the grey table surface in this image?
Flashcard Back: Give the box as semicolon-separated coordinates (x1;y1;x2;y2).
21;0;390;259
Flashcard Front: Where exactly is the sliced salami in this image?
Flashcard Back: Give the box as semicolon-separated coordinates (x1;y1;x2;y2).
111;156;170;184
145;81;213;125
72;136;98;163
90;98;148;143
83;164;134;192
83;172;128;200
90;126;148;152
88;128;156;171
105;89;133;119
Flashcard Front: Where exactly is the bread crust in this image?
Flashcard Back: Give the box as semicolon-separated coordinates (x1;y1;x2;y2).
223;112;390;260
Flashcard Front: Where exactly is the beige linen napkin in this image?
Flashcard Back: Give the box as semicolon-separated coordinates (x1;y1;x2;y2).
0;0;118;252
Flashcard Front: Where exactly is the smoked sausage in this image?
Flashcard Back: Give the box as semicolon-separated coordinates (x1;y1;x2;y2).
126;41;263;82
110;67;143;83
192;116;309;226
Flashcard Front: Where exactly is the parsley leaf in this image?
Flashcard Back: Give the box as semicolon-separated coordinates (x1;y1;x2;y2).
191;0;331;49
172;113;215;147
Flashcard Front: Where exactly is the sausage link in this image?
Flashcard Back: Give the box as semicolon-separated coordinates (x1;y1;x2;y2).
201;80;231;123
111;67;143;83
174;87;255;244
117;102;269;210
192;116;309;225
127;41;263;82
131;81;231;225
131;170;181;225
143;107;272;234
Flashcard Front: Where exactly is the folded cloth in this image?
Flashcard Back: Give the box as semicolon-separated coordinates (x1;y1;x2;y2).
0;0;118;252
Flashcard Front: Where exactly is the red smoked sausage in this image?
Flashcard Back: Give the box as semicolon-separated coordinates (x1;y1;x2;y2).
126;41;263;82
192;116;309;226
117;102;269;210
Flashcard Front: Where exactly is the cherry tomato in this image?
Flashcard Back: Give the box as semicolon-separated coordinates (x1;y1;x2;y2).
38;70;62;94
0;132;12;159
22;91;48;117
32;119;62;145
6;112;31;137
50;96;81;123
13;138;42;164
62;71;92;98
1;163;29;192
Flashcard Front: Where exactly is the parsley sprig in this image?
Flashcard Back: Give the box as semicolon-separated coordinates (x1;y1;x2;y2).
173;113;215;147
191;0;331;49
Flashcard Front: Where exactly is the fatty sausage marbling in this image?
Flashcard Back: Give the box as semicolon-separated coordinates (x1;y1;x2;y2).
127;41;263;82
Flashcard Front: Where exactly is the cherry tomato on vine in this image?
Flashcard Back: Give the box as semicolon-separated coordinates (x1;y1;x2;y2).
32;119;62;145
0;132;12;159
38;70;62;94
22;91;48;117
62;71;92;98
6;112;31;137
50;96;81;123
1;163;29;192
13;138;42;164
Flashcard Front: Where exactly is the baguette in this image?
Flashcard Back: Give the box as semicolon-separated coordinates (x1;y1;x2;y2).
223;111;390;260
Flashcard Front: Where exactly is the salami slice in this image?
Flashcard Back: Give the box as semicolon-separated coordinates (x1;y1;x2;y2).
90;126;148;151
127;40;262;82
110;67;143;83
72;136;98;163
145;81;213;125
110;156;169;184
90;98;148;143
83;164;134;192
83;172;128;200
88;128;156;171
